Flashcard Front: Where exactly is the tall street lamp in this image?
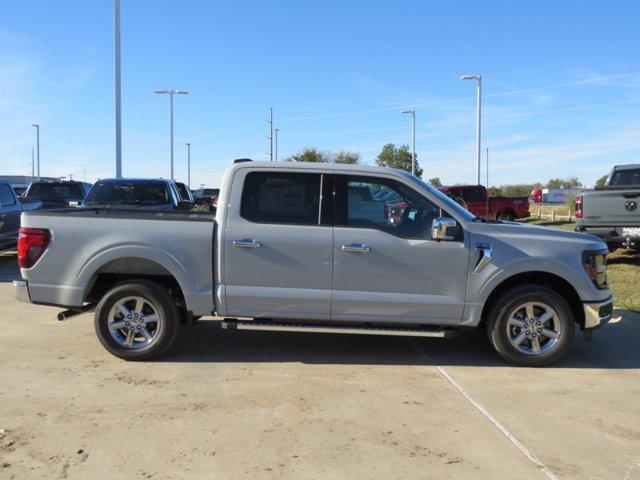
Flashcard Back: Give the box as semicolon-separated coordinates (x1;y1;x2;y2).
155;89;188;179
400;110;416;175
186;143;191;189
114;0;122;178
460;74;482;185
32;124;40;179
274;128;279;161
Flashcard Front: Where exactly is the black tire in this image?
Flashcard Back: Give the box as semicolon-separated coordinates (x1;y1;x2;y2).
486;284;575;367
94;280;180;361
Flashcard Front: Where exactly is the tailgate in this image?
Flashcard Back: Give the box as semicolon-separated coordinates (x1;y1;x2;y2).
583;189;640;226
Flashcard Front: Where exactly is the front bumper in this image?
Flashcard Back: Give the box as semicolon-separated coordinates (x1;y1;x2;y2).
13;280;30;303
583;295;613;330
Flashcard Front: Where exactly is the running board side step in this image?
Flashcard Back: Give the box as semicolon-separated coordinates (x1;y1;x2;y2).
221;320;456;338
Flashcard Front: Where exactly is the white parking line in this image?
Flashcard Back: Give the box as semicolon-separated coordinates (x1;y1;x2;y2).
409;339;559;480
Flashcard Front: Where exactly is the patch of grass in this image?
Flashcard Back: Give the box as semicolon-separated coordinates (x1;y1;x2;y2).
519;219;640;312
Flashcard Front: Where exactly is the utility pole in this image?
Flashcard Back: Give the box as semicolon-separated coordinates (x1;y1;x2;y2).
485;147;489;218
186;143;191;189
267;107;273;161
401;110;416;175
31;147;35;177
460;74;482;185
114;0;122;178
32;124;40;179
155;89;189;179
274;128;279;161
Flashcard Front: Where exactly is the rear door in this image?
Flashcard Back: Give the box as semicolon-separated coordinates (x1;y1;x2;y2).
223;169;334;319
331;174;470;325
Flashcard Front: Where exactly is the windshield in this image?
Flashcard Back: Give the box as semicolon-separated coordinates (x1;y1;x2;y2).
24;182;85;201
85;181;170;205
398;171;476;222
609;168;640;187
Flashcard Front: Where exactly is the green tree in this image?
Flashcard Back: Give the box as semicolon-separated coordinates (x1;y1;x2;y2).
428;177;442;187
546;177;582;189
333;150;361;164
375;143;423;178
285;148;328;163
595;175;608;188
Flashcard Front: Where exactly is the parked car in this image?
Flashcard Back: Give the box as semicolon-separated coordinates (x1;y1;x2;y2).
21;180;92;209
0;180;40;251
529;188;578;204
83;178;191;211
192;188;219;208
14;161;612;366
438;185;529;221
175;182;195;204
575;164;640;251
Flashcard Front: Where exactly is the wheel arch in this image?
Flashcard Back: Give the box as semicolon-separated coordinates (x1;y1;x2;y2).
480;271;585;329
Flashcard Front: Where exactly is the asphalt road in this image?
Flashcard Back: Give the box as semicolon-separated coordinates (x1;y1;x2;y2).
1;253;639;480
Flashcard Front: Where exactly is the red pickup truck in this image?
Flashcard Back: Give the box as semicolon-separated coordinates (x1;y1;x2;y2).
438;185;529;221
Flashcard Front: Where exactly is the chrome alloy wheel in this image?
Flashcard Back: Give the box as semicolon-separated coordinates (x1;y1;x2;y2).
505;301;561;356
107;296;161;349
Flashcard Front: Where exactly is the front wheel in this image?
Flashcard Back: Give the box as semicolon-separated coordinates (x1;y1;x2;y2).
94;280;180;361
486;285;575;367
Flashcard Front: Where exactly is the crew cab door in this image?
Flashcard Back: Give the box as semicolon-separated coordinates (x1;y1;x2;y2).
331;174;469;325
0;183;21;245
223;169;334;319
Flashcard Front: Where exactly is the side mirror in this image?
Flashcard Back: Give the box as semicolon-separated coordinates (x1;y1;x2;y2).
431;217;458;241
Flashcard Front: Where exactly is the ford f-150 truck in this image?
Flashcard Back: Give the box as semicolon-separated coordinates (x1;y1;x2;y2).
13;161;613;366
438;185;529;221
0;180;40;251
575;164;640;251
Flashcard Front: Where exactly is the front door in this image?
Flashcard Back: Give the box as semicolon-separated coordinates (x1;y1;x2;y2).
331;174;470;326
224;169;334;320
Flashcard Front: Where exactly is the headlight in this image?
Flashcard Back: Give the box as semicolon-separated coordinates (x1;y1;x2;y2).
582;249;608;290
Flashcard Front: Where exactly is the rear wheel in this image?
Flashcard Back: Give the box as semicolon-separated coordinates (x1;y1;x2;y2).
94;281;180;361
497;210;515;221
486;285;575;366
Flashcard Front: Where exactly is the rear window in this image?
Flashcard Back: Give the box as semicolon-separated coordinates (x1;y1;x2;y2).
85;181;169;206
609;168;640;187
0;184;15;205
24;183;84;201
241;172;320;225
176;183;190;201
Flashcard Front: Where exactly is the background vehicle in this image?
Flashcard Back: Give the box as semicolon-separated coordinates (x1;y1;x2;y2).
83;178;191;211
0;180;40;250
576;164;640;251
21;180;92;209
529;188;578;204
14;162;612;366
438;185;529;221
175;182;195;204
193;187;219;210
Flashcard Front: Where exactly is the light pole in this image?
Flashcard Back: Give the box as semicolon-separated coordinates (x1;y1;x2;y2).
400;110;416;175
114;0;122;178
460;74;482;185
267;107;273;161
155;89;188;179
32;124;40;179
186;143;191;189
274;128;279;161
31;147;35;177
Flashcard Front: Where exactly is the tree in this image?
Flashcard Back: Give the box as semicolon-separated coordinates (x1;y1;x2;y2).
428;177;442;187
285;148;328;163
375;143;423;178
546;177;582;189
595;175;608;188
333;150;361;164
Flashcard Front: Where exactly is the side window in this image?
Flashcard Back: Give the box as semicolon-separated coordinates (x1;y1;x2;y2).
464;187;485;203
336;175;445;239
241;172;321;225
0;184;16;205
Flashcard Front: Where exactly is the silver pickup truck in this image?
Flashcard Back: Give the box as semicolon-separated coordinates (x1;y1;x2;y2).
576;164;640;251
14;161;613;366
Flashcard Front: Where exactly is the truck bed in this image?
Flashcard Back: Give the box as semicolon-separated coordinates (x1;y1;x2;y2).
19;208;216;315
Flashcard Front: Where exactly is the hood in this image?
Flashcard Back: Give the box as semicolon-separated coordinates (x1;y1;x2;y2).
470;221;607;251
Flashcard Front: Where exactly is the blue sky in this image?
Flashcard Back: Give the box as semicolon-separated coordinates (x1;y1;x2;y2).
2;0;639;187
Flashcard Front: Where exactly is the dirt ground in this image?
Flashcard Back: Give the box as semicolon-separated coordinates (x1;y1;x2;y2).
1;253;639;480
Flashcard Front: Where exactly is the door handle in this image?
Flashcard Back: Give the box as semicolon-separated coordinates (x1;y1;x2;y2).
341;243;371;253
233;239;262;248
